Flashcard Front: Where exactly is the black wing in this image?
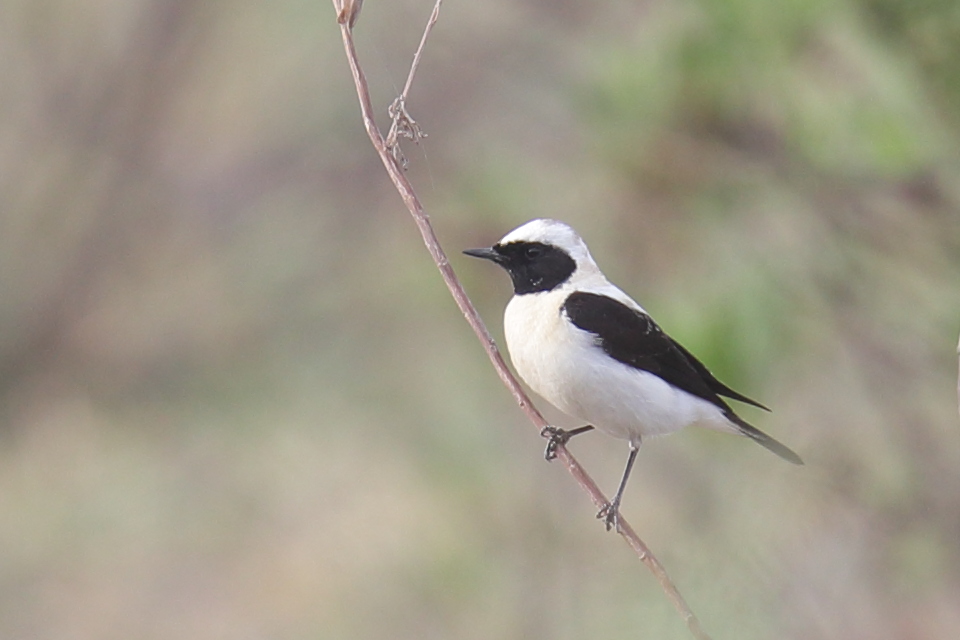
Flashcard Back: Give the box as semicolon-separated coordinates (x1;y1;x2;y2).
668;339;769;411
561;292;767;412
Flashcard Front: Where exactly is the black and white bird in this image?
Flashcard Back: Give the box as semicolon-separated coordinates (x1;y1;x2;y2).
464;219;802;530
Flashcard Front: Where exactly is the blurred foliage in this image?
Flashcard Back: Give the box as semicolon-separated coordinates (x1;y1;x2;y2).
0;0;959;639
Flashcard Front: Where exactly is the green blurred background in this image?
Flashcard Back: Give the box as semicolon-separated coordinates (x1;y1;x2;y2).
1;1;959;638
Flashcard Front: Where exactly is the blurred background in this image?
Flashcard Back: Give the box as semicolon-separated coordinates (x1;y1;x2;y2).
1;0;959;638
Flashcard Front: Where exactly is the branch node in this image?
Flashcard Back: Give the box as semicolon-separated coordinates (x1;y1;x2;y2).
337;0;363;29
386;97;426;170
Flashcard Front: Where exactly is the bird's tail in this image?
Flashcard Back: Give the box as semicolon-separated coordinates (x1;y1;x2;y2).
728;414;804;465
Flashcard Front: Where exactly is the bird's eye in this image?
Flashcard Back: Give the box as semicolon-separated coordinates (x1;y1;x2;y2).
525;246;543;259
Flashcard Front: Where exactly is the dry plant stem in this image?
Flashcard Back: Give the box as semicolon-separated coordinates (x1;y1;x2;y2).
398;0;440;103
331;6;711;640
385;0;441;150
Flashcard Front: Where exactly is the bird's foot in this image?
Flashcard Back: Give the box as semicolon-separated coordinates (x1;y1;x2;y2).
539;425;594;461
596;502;622;532
540;426;570;461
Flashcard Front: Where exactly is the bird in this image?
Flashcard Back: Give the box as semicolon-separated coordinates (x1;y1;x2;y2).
464;218;802;531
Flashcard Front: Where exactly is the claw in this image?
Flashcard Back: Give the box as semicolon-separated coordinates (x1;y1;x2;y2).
540;426;567;461
596;502;621;532
539;424;594;461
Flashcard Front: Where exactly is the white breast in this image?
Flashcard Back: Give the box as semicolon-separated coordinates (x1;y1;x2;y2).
503;289;730;445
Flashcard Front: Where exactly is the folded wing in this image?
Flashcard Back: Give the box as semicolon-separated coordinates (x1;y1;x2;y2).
562;291;801;464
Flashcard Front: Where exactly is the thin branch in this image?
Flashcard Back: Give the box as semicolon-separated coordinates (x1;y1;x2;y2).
329;5;712;639
384;0;440;166
398;0;441;104
956;333;959;418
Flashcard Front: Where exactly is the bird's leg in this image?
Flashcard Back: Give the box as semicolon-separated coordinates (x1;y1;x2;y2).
540;425;595;461
597;442;640;532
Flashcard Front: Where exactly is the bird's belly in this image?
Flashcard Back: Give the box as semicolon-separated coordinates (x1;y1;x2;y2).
505;300;717;442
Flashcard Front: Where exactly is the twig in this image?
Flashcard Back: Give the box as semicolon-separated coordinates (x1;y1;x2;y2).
956;333;959;418
329;5;712;639
383;0;440;167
